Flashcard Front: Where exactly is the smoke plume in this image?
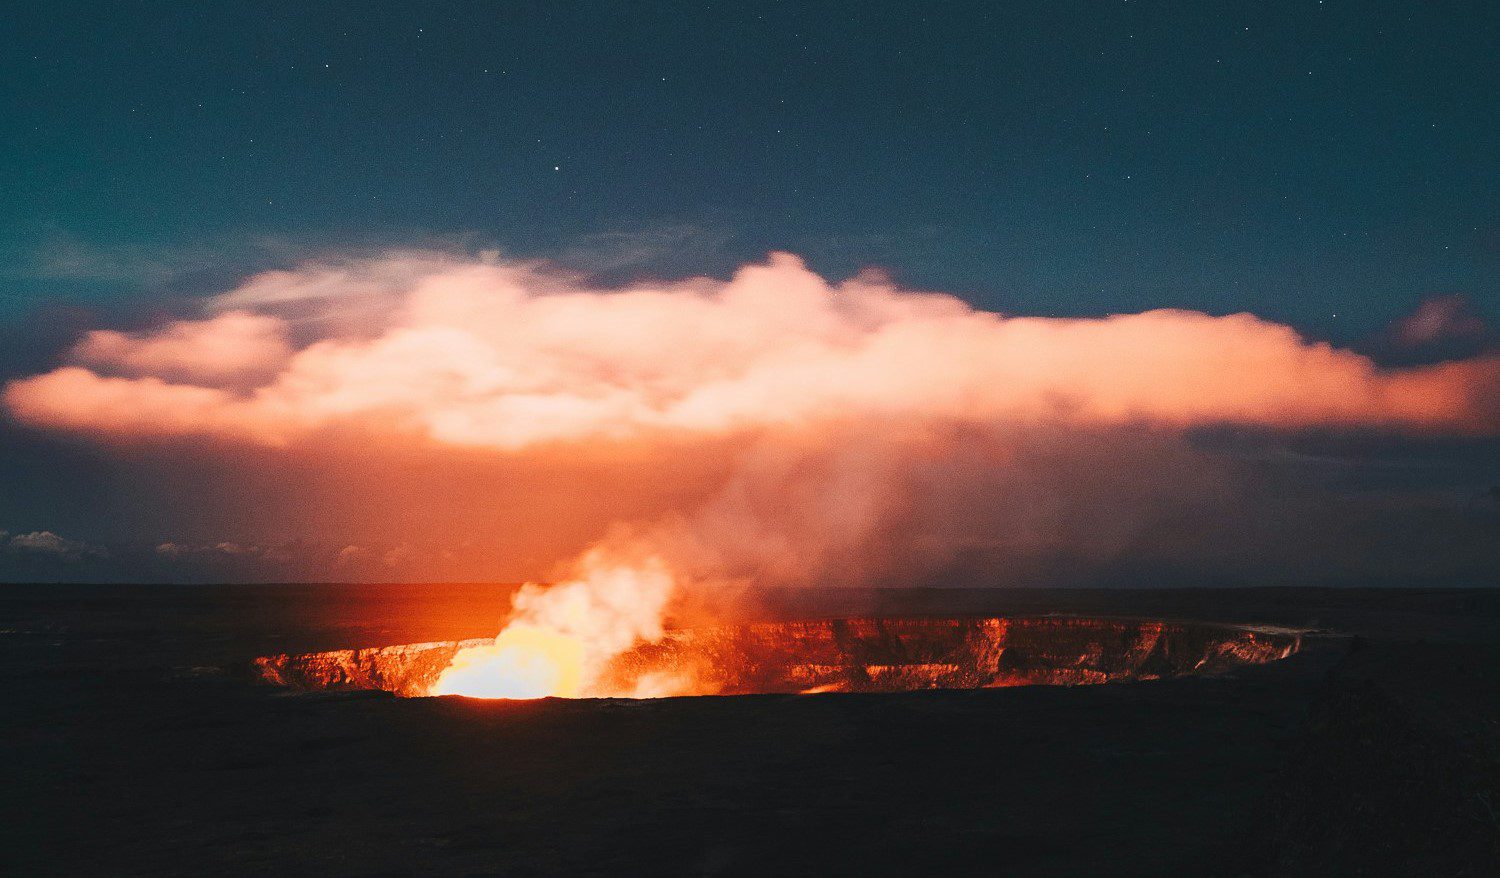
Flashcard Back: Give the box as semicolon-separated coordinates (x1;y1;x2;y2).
6;252;1496;689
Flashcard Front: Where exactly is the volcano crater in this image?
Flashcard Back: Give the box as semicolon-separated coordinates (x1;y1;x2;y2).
255;616;1301;699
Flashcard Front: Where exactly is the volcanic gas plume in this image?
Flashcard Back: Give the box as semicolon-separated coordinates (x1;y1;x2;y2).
6;252;1497;696
429;549;678;698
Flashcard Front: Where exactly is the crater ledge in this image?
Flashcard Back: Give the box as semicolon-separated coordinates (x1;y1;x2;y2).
254;616;1302;698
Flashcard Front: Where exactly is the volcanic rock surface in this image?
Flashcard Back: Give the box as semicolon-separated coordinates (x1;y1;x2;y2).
255;616;1300;697
7;585;1500;876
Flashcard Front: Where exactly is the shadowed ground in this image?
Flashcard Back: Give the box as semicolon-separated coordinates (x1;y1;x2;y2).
3;585;1497;876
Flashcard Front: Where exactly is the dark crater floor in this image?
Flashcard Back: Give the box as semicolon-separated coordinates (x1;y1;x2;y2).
3;585;1498;876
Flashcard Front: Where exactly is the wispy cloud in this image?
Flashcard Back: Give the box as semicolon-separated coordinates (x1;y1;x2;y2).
20;237;224;286
6;530;107;559
550;224;731;275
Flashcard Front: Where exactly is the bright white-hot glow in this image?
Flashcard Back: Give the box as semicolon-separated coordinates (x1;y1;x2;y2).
429;550;681;699
428;624;585;699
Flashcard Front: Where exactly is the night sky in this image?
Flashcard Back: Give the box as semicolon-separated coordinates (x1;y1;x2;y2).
0;2;1495;583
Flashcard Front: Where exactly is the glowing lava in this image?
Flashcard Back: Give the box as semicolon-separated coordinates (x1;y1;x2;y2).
426;550;678;699
257;617;1305;699
428;624;586;698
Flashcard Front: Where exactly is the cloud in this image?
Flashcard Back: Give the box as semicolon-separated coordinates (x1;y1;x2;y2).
336;544;370;565
17;237;223;286
7;530;106;559
1392;295;1489;348
153;540;272;560
74;311;293;386
5;252;1496;450
1374;294;1496;369
553;224;730;275
2;251;1496;605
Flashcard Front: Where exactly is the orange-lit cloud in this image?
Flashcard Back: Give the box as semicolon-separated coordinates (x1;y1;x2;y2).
5;251;1495;687
5;252;1496;447
73;310;293;386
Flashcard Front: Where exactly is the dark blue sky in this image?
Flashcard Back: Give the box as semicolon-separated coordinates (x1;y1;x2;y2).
3;1;1497;338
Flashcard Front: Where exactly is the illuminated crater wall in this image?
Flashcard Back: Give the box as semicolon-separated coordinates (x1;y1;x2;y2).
255;617;1300;698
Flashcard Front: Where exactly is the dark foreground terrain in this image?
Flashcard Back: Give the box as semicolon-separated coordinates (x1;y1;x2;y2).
3;585;1498;876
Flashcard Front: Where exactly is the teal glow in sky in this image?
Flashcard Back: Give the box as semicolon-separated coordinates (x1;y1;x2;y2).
3;1;1496;335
